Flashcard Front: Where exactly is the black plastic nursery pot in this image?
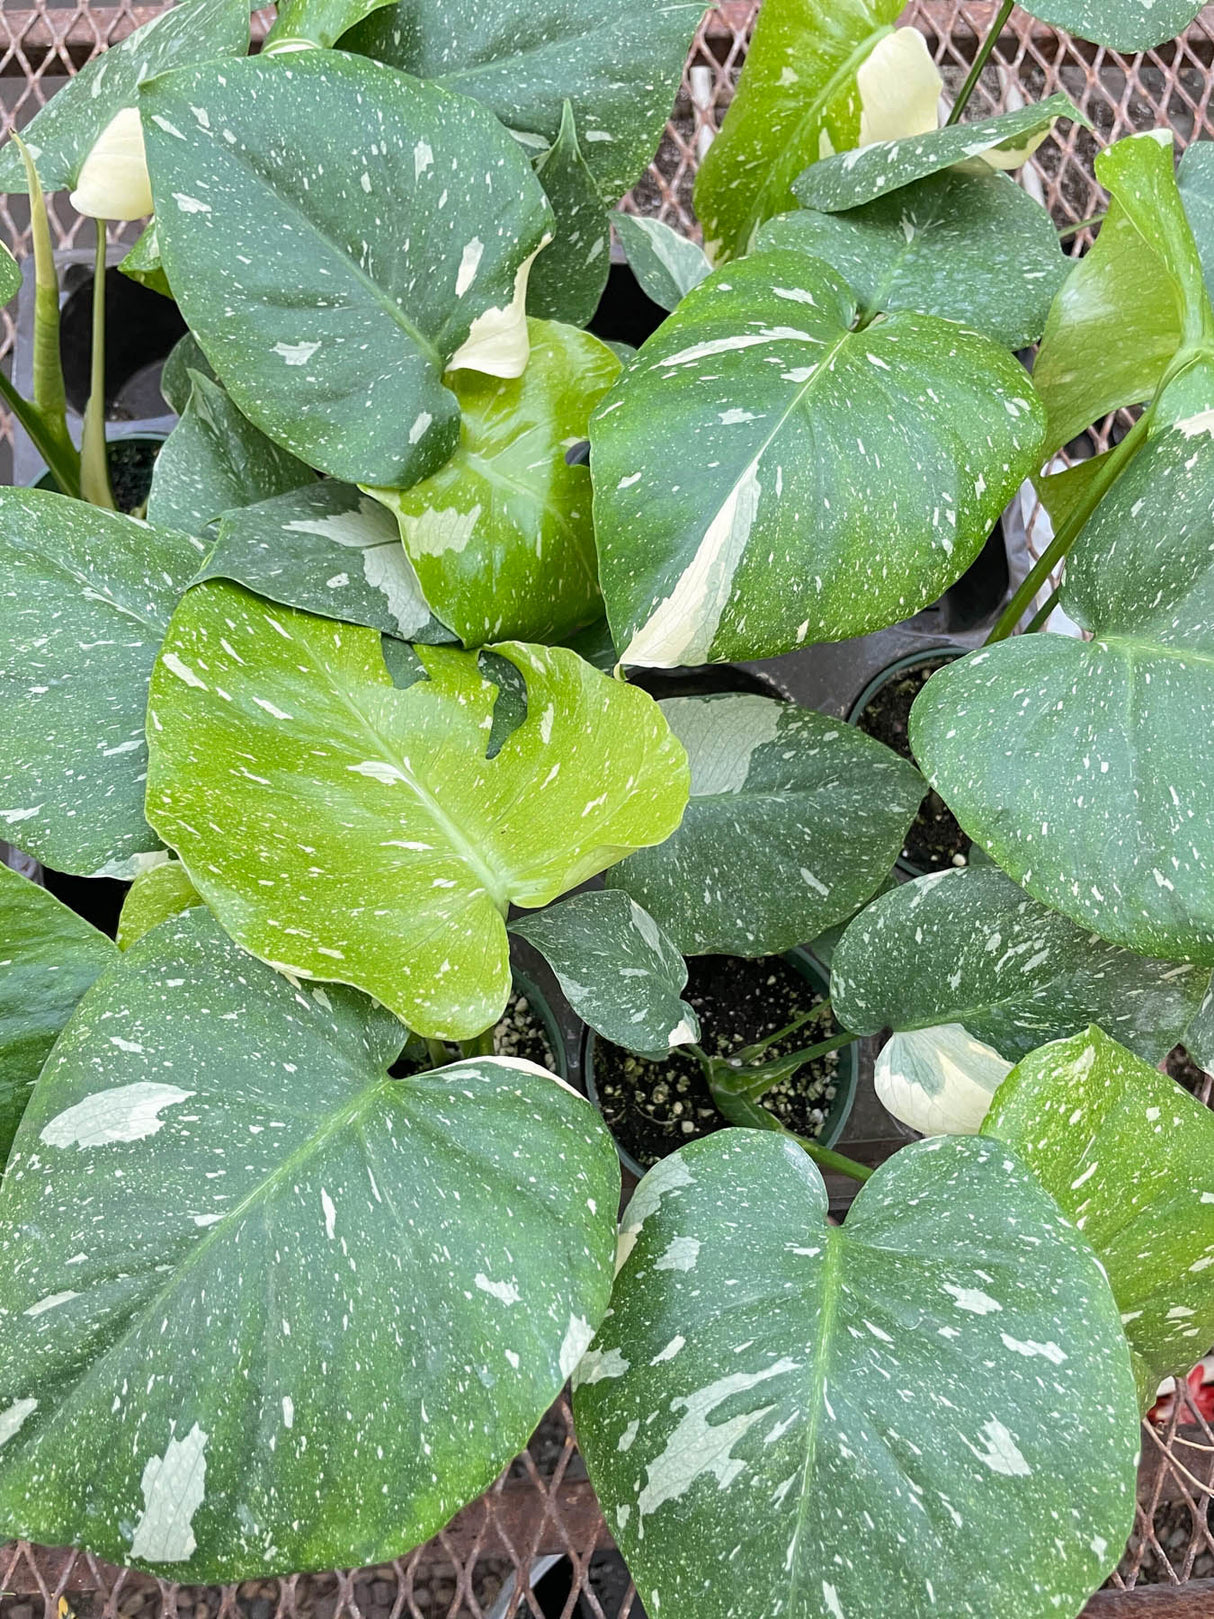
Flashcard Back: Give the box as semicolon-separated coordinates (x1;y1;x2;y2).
36;428;166;513
581;946;859;1181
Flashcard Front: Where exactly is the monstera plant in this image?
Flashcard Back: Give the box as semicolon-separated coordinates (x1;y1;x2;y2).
1;0;1214;1616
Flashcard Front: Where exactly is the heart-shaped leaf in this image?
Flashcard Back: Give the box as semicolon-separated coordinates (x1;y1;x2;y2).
831;866;1211;1063
116;859;202;950
528;104;611;328
793;94;1085;214
1186;989;1214;1072
0;0;248;196
590;250;1045;667
603;694;924;956
197;481;453;643
141;50;553;487
340;0;703;200
874;1024;1012;1138
756;169;1068;349
692;0;903;262
0;864;117;1159
145;581;689;1039
366;320;617;645
1020;0;1202;51
0;488;202;876
613;215;711;312
0;908;619;1580
983;1025;1214;1408
574;1129;1139;1619
147;372;316;538
511;890;699;1057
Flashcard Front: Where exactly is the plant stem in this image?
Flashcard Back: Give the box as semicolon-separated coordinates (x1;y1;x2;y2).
1024;585;1060;633
1057;211;1107;240
80;220;115;510
794;1136;873;1183
0;369;81;498
733;997;833;1064
14;134;74;473
459;1029;496;1060
425;1038;450;1069
985;406;1154;643
945;0;1016;126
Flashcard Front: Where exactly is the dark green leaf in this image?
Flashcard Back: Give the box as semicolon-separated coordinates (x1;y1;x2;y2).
0;243;20;307
160;330;215;415
613;214;711;312
118;220;172;299
529;103;611;328
1019;0;1202;51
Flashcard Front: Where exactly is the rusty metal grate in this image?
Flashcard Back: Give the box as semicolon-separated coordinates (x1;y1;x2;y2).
3;3;1214;1614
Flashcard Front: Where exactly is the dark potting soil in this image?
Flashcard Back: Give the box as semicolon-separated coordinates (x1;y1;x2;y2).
592;953;843;1171
108;436;161;514
391;990;557;1078
855;656;970;872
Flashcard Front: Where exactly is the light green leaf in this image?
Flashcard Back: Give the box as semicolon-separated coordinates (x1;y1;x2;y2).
793;94;1086;214
0;864;117;1160
0;243;20;307
603;694;924;956
756;169;1068;349
1034;131;1214;452
692;0;903;262
340;0;703;200
145;581;689;1039
160;330;215;415
0;0;248;196
142;51;553;487
116;859;202;950
1020;0;1203;51
264;0;397;51
612;215;711;312
874;1024;1012;1138
367;320;616;646
574;1130;1139;1619
118;220;172;299
984;1026;1214;1408
147;372;316;538
197;481;453;642
591;250;1045;667
510;890;699;1057
529;103;611;328
0;488;202;876
831;866;1211;1063
0;907;619;1580
911;354;1214;965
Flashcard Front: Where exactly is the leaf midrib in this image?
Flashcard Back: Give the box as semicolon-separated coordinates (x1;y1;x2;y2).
786;1224;845;1612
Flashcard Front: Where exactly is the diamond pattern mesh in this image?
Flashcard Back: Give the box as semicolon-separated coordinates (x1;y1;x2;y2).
2;3;1214;1613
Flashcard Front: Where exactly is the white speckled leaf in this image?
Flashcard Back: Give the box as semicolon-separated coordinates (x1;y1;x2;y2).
911;355;1214;965
147;372;316;538
528;104;611;328
574;1129;1139;1619
591;251;1045;668
264;0;396;50
1020;0;1202;50
144;581;689;1039
794;94;1085;214
0;908;619;1580
141;51;553;487
160;332;215;415
118;222;172;299
116;859;202;950
1186;988;1214;1072
756;169;1068;349
339;0;703;200
197;481;453;642
366;321;617;645
0;0;248;195
0;864;117;1160
874;1024;1012;1139
0;488;202;876
612;215;710;312
692;0;902;262
0;245;19;307
602;694;924;956
984;1026;1214;1408
510;890;699;1057
831;866;1210;1063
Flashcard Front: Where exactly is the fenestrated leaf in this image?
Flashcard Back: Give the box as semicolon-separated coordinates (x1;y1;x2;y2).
118;220;171;299
591;250;1045;668
160;330;215;415
612;215;710;312
0;243;20;307
0;864;116;1160
1021;0;1202;51
528;103;611;328
340;0;703;200
831;866;1211;1063
692;0;903;262
0;0;248;196
574;1130;1139;1619
510;890;699;1057
603;693;924;956
0;908;619;1580
756;169;1068;349
145;581;689;1040
141;51;553;487
116;859;202;950
912;354;1214;965
366;321;617;646
874;1023;1012;1138
793;94;1086;214
264;0;396;50
197;481;453;643
984;1026;1214;1408
0;488;202;876
147;372;316;538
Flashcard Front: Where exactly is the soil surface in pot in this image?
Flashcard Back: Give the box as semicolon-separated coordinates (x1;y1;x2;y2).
391;990;557;1077
855;655;970;872
109;436;162;514
593;954;843;1171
